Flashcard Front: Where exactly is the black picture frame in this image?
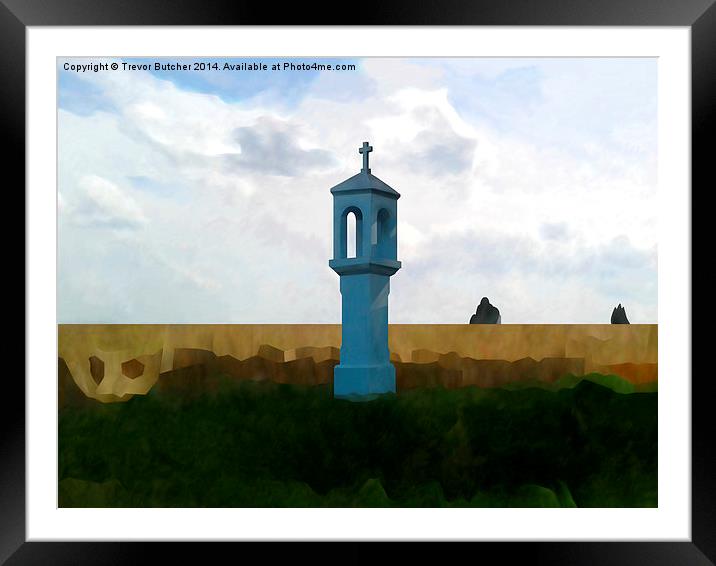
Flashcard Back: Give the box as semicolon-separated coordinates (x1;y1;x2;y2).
5;0;708;563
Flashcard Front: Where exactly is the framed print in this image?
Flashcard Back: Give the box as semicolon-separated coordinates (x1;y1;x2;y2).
7;0;710;563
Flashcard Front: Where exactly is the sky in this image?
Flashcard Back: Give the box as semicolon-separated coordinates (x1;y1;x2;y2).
57;57;657;323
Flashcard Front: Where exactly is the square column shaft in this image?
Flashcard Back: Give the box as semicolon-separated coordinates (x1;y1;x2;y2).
339;273;390;366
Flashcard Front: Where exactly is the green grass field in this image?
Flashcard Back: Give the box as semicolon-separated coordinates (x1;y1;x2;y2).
58;375;657;507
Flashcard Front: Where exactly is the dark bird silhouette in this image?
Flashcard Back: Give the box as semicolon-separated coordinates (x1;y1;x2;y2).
611;303;630;324
470;297;501;324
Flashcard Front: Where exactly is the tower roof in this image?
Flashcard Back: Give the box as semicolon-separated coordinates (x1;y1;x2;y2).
330;141;400;198
329;171;400;198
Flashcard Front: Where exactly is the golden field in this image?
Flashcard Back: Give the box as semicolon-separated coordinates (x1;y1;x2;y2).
58;324;657;403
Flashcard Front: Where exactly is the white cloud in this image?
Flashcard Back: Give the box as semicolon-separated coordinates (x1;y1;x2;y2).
70;174;147;229
57;57;657;323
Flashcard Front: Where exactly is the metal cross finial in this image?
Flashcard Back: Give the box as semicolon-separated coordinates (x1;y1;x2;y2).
359;141;373;173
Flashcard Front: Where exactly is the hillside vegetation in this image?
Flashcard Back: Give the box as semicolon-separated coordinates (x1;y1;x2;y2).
59;375;657;508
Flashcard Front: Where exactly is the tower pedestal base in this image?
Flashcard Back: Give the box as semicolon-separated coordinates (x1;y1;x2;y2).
333;364;396;399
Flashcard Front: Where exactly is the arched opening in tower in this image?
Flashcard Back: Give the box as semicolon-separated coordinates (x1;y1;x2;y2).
375;208;392;259
341;207;363;259
347;211;358;258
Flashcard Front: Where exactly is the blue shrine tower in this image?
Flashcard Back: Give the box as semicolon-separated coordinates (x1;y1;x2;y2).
329;142;401;398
